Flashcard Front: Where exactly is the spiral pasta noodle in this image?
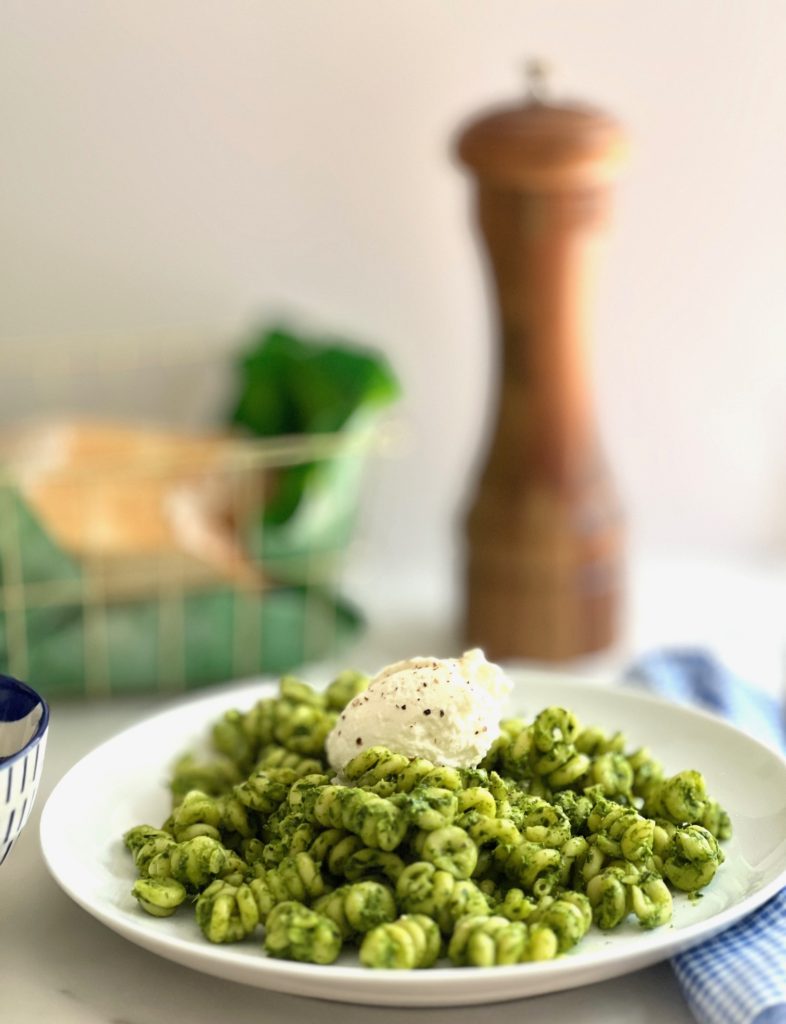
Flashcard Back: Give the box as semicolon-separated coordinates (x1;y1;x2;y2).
448;915;560;965
313;881;397;939
264;900;343;965
195;879;260;942
311;785;409;851
131;877;187;918
249;852;329;918
662;825;724;891
395;862;491;933
360;914;441;969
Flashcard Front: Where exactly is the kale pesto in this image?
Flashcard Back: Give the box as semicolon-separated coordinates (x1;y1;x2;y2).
122;670;732;968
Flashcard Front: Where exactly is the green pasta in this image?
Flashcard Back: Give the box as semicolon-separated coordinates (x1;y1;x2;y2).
233;767;300;815
324;670;370;712
121;669;733;970
124;825;175;876
644;769;709;825
264;900;343;964
586;865;633;929
313;881;397;939
537;892;593;951
307;828;366;876
587;799;656;863
169;789;223;843
168;835;245;890
359;914;441;969
311;785;409;851
412;825;479;880
662;825;725;891
131;877;187;917
255;744;325;777
341;847;407;884
395;862;491;933
402;786;459;830
249;852;329;918
448;915;559;965
512;795;572;847
342;747;469;799
195;879;260;942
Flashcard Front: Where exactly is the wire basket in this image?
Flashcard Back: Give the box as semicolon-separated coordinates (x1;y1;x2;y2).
0;335;379;698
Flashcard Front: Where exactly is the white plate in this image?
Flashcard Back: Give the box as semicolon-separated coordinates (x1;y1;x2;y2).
40;675;786;1007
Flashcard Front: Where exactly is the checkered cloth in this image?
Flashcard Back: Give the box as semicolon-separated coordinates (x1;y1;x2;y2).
627;651;786;1024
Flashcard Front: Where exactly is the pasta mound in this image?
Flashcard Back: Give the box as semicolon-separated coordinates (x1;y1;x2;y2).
123;670;731;968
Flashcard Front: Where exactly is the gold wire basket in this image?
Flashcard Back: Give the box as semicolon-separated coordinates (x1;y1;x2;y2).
0;334;378;698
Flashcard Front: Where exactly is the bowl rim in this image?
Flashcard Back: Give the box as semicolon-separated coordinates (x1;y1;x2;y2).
0;674;50;768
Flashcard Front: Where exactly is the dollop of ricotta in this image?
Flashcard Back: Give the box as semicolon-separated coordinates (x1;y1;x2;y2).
326;649;511;774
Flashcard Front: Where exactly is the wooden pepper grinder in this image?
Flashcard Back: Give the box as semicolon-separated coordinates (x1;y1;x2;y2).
457;65;628;661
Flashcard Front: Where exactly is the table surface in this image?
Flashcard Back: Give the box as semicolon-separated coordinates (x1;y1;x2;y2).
4;552;785;1024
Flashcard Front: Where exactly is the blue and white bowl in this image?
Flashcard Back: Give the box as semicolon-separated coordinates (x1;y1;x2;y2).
1;675;49;866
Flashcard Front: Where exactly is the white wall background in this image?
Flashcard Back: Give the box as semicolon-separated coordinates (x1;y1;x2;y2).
2;1;786;589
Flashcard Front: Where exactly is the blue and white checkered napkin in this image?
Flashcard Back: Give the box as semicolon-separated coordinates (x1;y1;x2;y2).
626;650;786;1024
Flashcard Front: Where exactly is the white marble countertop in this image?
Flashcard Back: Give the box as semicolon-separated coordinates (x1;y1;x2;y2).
4;552;785;1024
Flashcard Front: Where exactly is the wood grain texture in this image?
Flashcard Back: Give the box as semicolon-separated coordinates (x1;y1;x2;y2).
457;98;627;660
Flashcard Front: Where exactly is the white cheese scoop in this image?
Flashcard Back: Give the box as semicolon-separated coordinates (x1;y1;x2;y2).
326;649;512;774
